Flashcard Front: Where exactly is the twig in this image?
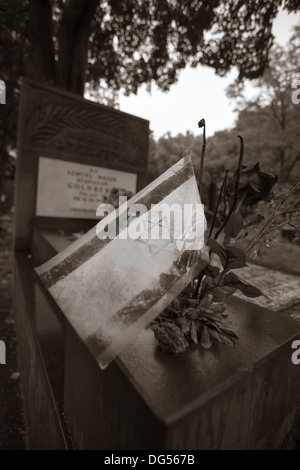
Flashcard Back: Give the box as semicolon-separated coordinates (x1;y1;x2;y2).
247;215;300;249
208;170;229;238
281;201;300;214
234;188;247;213
223;173;228;214
197;118;206;197
264;216;300;232
246;180;300;253
192;264;207;300
283;208;300;215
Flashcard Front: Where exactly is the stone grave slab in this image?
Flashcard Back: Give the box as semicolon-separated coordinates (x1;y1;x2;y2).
235;263;300;312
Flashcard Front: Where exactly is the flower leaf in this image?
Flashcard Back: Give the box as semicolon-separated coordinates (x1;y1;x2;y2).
206;239;228;266
244;213;265;228
209;302;227;314
218;322;239;338
204;265;220;278
209;327;235;345
222;272;263;298
201;311;224;322
180;317;191;334
215;332;236;346
198;293;213;307
190;320;199;344
212;286;236;302
200;325;213;349
206;239;246;270
206;327;223;344
153;322;189;355
224;245;247;269
226;162;278;206
224;212;244;238
184;307;200;320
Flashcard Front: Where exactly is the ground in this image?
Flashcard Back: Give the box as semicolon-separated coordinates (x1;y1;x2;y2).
0;213;27;449
248;232;300;276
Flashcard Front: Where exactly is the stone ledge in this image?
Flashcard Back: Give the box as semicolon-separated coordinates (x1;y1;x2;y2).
13;228;300;449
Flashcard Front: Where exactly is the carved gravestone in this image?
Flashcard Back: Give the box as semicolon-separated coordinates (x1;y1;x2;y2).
14;79;149;249
13;79;149;448
13;79;300;450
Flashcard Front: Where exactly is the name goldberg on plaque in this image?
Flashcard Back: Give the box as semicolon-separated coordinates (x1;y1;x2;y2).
36;156;137;219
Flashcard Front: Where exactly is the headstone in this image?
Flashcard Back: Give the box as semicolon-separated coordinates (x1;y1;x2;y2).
14;79;149;249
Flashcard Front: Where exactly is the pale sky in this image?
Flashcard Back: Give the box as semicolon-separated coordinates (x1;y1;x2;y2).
118;9;300;138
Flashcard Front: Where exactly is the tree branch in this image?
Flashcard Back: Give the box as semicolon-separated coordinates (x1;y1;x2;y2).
71;0;100;94
57;0;100;94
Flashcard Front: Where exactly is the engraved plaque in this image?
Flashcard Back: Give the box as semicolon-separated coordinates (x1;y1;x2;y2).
14;79;149;249
36;156;137;219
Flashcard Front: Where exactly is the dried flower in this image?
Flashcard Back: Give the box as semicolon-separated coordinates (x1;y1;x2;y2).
227;162;278;207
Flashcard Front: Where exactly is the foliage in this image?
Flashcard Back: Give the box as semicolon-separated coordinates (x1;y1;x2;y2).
147;131;201;182
147;23;300;206
0;1;28;212
147;130;238;186
54;0;297;94
226;25;300;183
1;1;299;213
1;1;299;150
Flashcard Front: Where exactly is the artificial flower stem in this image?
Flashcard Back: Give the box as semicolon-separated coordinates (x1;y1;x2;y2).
214;135;244;240
208;169;229;238
234;189;248;213
197;118;206;197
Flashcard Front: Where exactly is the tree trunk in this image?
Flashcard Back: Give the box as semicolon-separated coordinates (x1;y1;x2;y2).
284;151;300;182
57;0;99;95
28;0;56;85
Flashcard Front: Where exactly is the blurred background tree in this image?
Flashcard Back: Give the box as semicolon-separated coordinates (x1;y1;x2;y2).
0;0;299;212
0;1;28;212
227;25;300;183
1;0;299;148
147;23;300;212
5;0;296;95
